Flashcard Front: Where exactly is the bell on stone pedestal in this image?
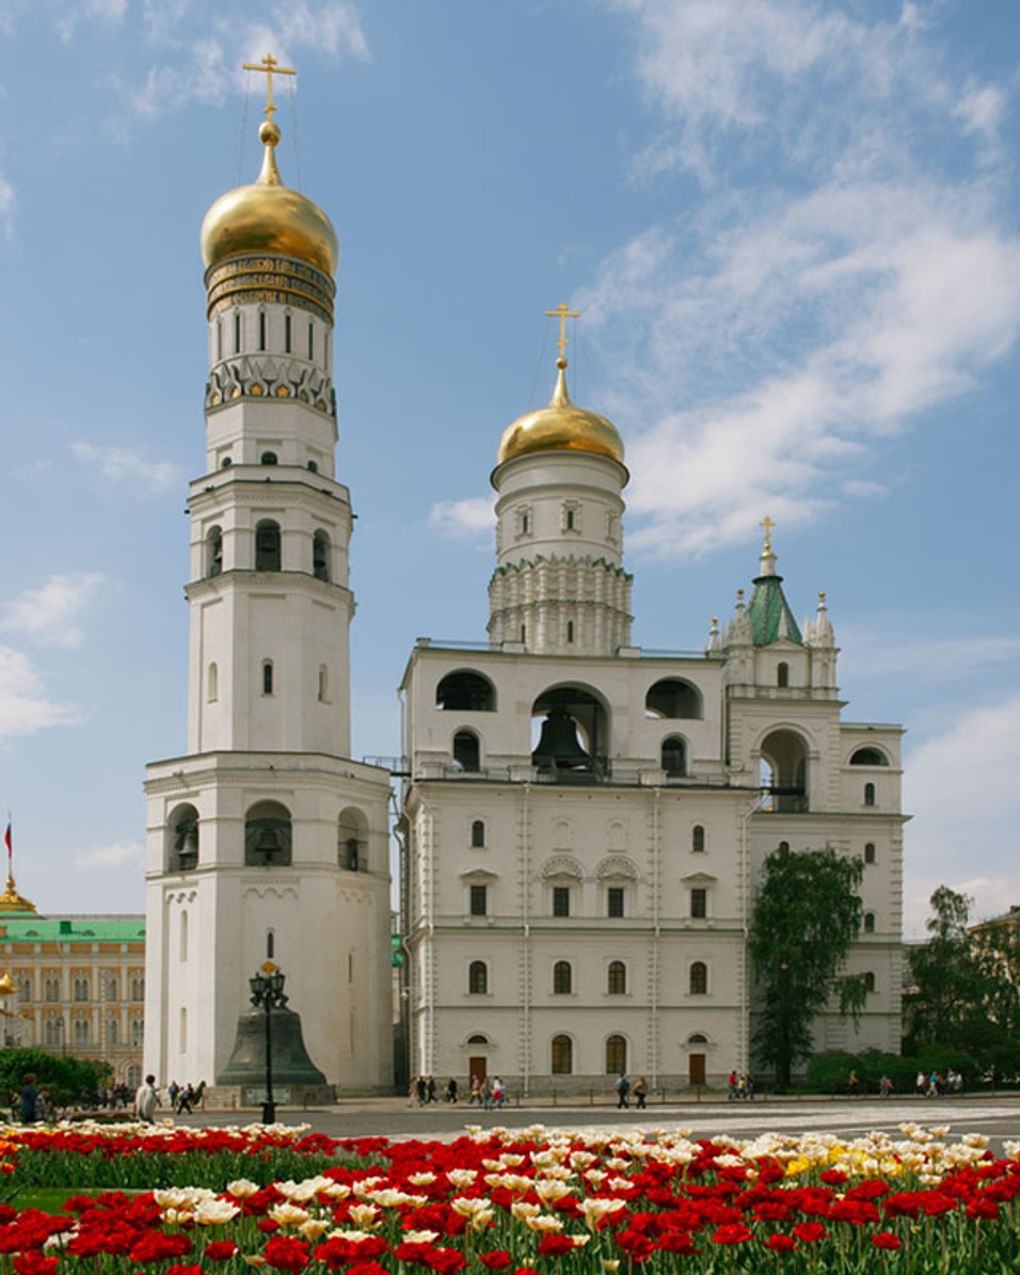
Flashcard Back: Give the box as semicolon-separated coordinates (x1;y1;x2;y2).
216;1005;327;1087
532;706;590;770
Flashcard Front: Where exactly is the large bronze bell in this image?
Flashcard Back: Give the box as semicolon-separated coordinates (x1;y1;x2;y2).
217;1005;327;1086
532;706;590;771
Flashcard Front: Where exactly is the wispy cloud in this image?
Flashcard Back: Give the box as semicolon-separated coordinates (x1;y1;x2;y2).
0;573;104;650
840;629;1020;686
74;840;145;869
0;646;79;741
429;497;493;541
71;442;179;492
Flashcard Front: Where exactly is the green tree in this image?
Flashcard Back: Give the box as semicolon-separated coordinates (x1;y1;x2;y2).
750;846;865;1092
0;1048;112;1116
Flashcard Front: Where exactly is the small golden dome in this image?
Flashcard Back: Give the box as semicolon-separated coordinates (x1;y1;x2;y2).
200;120;338;277
497;358;624;467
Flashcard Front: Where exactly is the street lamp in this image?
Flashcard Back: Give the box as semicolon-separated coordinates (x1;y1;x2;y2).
248;960;288;1124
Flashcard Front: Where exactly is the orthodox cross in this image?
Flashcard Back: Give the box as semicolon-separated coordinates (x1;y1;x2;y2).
243;53;297;122
545;301;581;360
760;514;776;553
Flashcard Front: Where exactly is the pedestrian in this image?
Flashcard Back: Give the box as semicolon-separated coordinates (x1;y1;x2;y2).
134;1074;160;1124
492;1075;505;1108
743;1072;755;1100
426;1075;437;1104
445;1076;458;1103
633;1075;648;1109
468;1074;481;1105
615;1073;630;1109
727;1069;738;1100
195;1080;207;1108
177;1084;194;1115
879;1074;893;1097
19;1073;38;1125
847;1069;860;1096
915;1070;926;1097
416;1075;427;1106
168;1080;180;1109
481;1077;493;1110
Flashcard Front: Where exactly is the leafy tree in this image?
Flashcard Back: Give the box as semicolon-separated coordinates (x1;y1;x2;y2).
0;1048;112;1115
750;846;864;1092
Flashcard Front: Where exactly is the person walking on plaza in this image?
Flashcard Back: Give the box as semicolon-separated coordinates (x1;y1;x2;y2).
492;1075;505;1107
426;1075;437;1104
468;1074;481;1104
615;1073;630;1109
19;1074;38;1125
633;1075;648;1109
727;1069;738;1100
445;1076;458;1103
177;1083;194;1115
134;1075;160;1124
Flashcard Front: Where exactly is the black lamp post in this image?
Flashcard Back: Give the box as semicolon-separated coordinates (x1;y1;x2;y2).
248;960;288;1124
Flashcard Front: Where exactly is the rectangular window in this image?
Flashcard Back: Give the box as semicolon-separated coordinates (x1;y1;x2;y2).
607;887;624;918
691;888;707;918
552;886;570;917
284;314;292;353
469;885;487;916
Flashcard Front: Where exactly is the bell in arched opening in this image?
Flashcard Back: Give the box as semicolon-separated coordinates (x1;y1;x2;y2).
532;706;591;772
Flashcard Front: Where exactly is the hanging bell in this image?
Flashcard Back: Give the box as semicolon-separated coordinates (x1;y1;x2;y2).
532;706;590;770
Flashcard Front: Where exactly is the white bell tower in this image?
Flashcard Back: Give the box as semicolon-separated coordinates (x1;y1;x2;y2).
144;62;392;1095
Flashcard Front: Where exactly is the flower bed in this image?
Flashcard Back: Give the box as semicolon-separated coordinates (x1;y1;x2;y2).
0;1122;1019;1271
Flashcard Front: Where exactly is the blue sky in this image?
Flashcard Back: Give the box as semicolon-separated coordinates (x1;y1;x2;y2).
1;0;1018;935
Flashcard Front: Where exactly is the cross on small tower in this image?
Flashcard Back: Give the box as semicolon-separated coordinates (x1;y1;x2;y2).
760;515;776;554
242;53;297;122
545;301;581;361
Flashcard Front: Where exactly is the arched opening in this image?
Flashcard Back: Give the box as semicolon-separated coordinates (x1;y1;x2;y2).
244;800;292;866
317;664;328;702
605;1034;627;1075
254;520;281;571
692;824;705;853
850;747;888;766
436;671;496;711
645;678;703;720
468;961;488;995
260;451;278;466
312;530;331;581
166;804;199;873
864;912;876;933
760;728;809;813
266;930;275;960
661;735;687;777
689;962;708;995
471;820;485;848
553;961;572;995
607;961;626;994
864;843;876;864
206;526;223;577
551;1034;573;1074
864;782;876;807
338;807;368;872
467;1033;488;1046
864;971;876;993
207;662;218;703
777;662;789;688
452;730;480;773
262;659;274;695
531;685;609;782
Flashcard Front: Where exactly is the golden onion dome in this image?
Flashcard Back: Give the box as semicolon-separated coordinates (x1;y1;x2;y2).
200;119;338;277
497;357;625;466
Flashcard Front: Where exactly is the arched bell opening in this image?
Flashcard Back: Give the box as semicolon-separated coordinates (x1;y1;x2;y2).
338;806;369;872
436;670;496;712
645;678;703;720
244;800;292;866
531;685;609;783
166;803;200;873
759;728;809;813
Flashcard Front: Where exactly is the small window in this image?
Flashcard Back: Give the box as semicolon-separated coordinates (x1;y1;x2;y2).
262;660;274;695
553;960;572;995
307;459;318;472
551;1034;573;1074
865;971;876;993
207;662;218;703
131;977;144;1001
453;730;480;773
777;662;789;688
662;736;686;777
73;977;89;1002
261;451;278;466
864;912;876;933
469;884;487;916
254;520;281;571
607;887;625;918
692;824;705;853
74;1018;90;1045
468;961;488;995
522;513;529;534
471;820;485;848
221;456;233;468
778;840;790;853
313;531;331;581
234;311;241;353
308;322;314;359
552;886;571;917
258;310;266;351
851;747;888;766
864;843;876;864
267;931;275;960
207;526;223;577
691;888;707;919
607;960;626;994
566;620;574;644
468;1033;488;1045
284;314;292;353
605;1034;627;1075
566;509;574;530
864;782;876;807
216;319;222;361
317;664;328;702
520;625;526;643
689;962;708;995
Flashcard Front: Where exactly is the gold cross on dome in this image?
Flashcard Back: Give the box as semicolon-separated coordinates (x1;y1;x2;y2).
545;301;581;360
243;53;297;122
760;515;776;553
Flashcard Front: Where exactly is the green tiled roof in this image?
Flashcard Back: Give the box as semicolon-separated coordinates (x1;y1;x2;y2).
748;574;802;647
0;916;145;943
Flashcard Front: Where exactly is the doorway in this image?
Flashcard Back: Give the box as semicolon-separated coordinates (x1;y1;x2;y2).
468;1056;487;1082
688;1053;706;1086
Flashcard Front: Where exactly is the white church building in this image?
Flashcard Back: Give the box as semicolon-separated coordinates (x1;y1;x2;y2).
144;76;905;1095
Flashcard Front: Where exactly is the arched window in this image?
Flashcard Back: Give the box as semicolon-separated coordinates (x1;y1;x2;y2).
468;1033;488;1046
553;961;572;994
607;961;626;995
73;1018;89;1045
312;530;331;581
131;977;144;1001
107;1019;119;1046
44;978;59;1002
468;961;488;995
317;664;328;702
453;730;480;773
44;1018;61;1046
255;520;281;571
207;662;218;703
692;824;705;853
551;1034;573;1074
760;728;809;813
777;662;789;688
864;843;876;864
244;800;292;866
689;962;708;995
179;911;189;962
645;678;703;720
778;841;790;854
865;972;876;993
566;620;574;644
266;930;275;960
338;808;368;872
131;1019;144;1047
471;820;485;848
167;804;199;872
605;1034;627;1075
262;659;274;695
864;782;876;807
207;526;223;577
864;912;876;933
436;671;496;711
234;310;241;353
662;736;687;777
260;450;278;465
851;747;888;766
307;459;318;472
284;313;292;353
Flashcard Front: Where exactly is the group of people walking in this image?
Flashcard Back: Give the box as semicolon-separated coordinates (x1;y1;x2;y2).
727;1070;756;1100
614;1073;648;1108
409;1074;506;1108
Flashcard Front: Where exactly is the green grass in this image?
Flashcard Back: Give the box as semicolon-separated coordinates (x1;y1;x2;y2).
8;1186;86;1213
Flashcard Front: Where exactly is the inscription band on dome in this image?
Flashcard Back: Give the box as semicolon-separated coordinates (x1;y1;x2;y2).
206;254;336;325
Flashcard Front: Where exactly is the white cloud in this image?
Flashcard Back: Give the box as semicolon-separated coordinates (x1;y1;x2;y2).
0;175;13;239
0;572;104;650
0;646;80;741
429;497;493;541
903;696;1020;937
71;441;179;492
840;630;1020;686
54;0;128;42
953;84;1007;141
74;840;145;869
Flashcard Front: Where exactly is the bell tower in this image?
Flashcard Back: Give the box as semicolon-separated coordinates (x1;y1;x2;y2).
143;60;392;1096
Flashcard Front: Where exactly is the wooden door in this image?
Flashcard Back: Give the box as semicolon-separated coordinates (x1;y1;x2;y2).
469;1056;487;1082
688;1054;706;1086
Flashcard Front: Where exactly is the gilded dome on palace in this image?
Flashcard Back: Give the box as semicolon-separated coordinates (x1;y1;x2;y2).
497;358;625;467
200;120;338;277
